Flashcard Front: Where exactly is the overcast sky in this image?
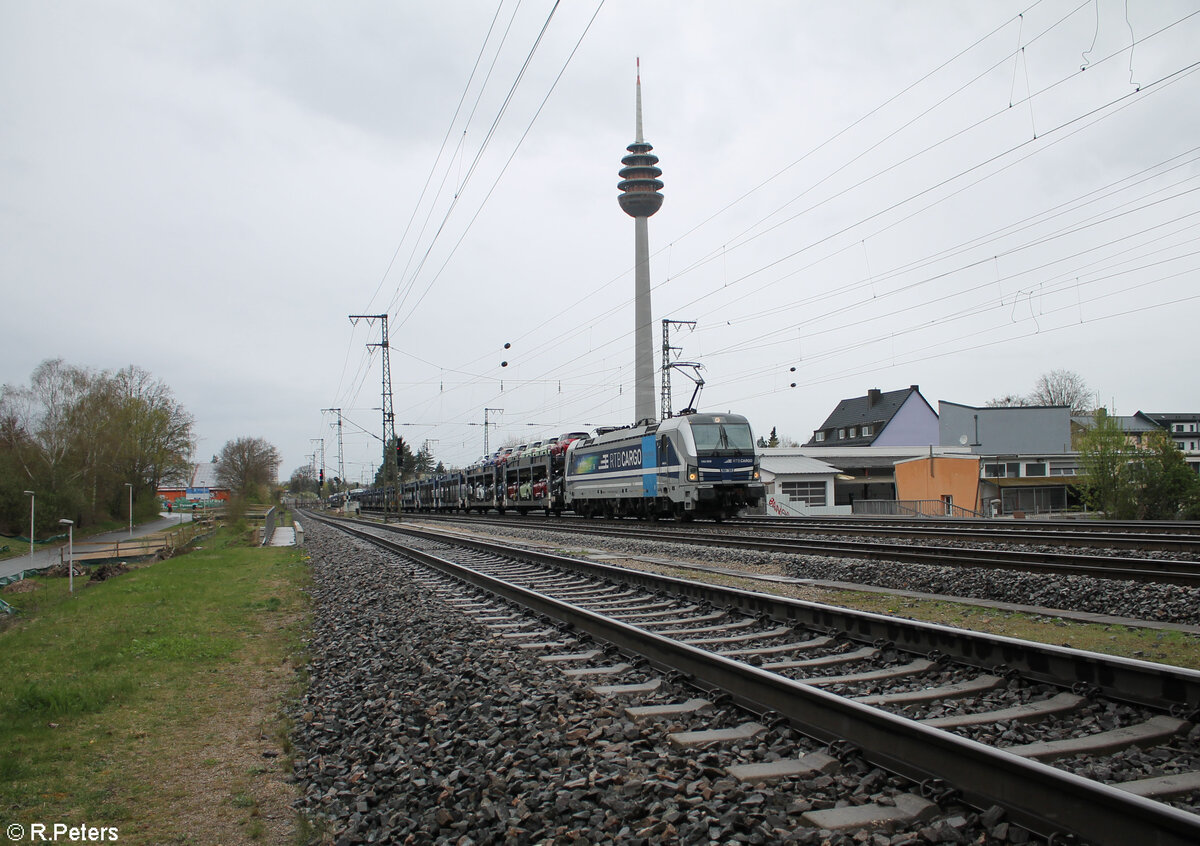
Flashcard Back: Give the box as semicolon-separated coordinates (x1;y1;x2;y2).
3;1;1198;483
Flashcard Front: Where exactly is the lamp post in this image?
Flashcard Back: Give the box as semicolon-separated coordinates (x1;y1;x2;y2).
125;482;134;537
58;518;74;594
23;490;34;570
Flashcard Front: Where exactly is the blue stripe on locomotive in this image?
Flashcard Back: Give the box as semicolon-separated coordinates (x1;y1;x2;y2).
642;435;657;497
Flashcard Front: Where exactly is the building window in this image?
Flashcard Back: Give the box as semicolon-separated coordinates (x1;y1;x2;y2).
848;427;857;438
838;429;846;440
814;431;825;442
782;480;826;506
1000;486;1067;515
861;424;873;437
1050;467;1076;476
1025;463;1047;477
984;463;1005;478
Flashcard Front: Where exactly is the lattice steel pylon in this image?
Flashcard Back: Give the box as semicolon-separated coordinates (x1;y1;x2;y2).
483;407;503;457
661;318;702;418
321;408;345;492
349;314;396;515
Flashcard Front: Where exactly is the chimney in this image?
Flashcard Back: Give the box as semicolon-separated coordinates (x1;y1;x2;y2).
867;388;882;408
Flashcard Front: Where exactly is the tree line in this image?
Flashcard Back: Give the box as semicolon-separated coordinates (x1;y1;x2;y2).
286;435;444;496
1;359;283;539
0;359;194;537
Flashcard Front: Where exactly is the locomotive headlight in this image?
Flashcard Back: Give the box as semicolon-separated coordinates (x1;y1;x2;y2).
687;465;699;482
752;467;760;481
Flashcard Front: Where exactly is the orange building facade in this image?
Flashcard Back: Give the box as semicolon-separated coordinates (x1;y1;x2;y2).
893;455;982;516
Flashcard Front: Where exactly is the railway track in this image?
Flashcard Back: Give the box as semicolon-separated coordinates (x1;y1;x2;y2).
358;507;1200;551
302;511;1200;844
727;516;1200;554
371;511;1200;587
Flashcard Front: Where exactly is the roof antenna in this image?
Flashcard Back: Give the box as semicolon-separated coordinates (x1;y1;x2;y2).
635;57;644;143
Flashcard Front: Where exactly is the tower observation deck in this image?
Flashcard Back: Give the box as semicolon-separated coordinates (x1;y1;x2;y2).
617;60;663;424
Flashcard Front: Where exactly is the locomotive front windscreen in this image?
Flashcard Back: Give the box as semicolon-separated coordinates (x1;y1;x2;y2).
690;419;755;455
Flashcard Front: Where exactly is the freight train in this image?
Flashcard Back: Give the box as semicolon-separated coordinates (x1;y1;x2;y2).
345;412;764;521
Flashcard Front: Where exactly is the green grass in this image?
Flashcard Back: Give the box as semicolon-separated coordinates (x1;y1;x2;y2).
0;535;34;561
0;527;310;844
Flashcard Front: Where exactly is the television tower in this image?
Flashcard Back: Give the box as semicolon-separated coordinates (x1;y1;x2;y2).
617;59;664;424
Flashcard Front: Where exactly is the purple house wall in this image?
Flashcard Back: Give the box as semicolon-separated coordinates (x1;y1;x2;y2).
871;392;939;446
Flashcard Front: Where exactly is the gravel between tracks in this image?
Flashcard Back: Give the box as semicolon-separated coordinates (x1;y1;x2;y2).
293;520;1021;845
432;522;1200;628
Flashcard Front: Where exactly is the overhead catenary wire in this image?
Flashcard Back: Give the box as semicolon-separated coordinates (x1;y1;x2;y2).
429;4;1200;414
331;2;1199;468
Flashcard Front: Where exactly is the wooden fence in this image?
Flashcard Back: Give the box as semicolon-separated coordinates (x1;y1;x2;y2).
61;518;216;565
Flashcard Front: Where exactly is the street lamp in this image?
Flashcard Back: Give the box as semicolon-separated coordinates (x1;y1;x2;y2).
23;490;34;568
125;482;134;537
58;518;74;594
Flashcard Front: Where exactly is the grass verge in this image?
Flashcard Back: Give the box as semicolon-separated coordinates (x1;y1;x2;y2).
0;526;310;845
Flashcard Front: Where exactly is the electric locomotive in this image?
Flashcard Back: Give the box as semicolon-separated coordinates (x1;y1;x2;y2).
564;412;763;520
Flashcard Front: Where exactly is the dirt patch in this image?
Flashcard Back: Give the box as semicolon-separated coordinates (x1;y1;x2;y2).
1;579;40;594
107;614;303;844
88;561;131;582
43;561;86;579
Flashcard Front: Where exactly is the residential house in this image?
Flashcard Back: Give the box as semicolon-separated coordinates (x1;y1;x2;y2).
805;385;938;448
1143;412;1200;476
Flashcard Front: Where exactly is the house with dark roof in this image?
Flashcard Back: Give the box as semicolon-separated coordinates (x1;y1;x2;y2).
1070;411;1163;450
805;385;938;448
1130;411;1199;476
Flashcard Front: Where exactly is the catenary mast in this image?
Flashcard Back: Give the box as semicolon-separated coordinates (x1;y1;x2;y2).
617;59;664;424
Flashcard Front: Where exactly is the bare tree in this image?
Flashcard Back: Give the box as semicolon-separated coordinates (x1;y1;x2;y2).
215;436;281;499
985;393;1028;408
1028;369;1096;414
987;370;1095;414
287;465;317;495
0;358;91;489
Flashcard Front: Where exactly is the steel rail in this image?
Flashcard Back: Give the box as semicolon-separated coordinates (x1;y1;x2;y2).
420;513;1200;586
316;515;1200;846
734;515;1200;538
726;517;1200;554
376;522;1200;712
358;506;1200;548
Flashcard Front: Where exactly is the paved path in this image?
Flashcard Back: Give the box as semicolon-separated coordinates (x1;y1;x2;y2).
0;512;196;581
269;526;296;547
